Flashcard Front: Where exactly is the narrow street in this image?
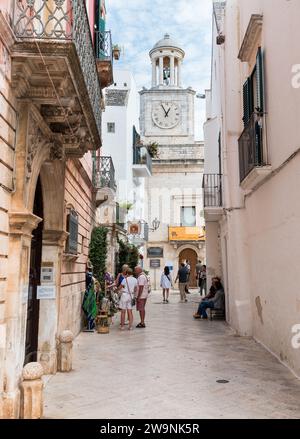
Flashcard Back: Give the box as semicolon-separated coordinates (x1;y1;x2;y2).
44;290;300;419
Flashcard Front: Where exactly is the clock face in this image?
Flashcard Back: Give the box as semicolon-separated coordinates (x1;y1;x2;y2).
152;102;181;129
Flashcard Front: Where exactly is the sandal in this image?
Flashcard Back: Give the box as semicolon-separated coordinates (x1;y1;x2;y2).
136;323;146;328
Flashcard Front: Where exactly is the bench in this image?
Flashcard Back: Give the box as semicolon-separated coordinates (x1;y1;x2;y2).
209;308;225;321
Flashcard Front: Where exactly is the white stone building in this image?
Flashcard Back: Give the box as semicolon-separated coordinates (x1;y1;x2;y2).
141;34;205;288
204;0;300;376
97;70;149;267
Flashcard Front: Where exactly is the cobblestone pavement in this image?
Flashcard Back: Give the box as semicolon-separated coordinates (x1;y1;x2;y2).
44;290;300;419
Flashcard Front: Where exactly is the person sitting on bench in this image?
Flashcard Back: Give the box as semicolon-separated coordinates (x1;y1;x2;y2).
193;280;224;319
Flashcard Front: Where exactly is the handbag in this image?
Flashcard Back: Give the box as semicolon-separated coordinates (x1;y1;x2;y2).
125;277;136;307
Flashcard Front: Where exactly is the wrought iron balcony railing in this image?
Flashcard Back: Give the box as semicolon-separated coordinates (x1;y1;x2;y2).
133;145;152;174
93;156;116;191
13;0;102;137
238;112;264;182
95;30;113;63
202;174;223;208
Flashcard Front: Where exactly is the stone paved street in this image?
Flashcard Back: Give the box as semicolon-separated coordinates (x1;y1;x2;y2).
44;290;300;419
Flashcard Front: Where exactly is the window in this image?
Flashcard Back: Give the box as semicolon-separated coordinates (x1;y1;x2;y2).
124;82;127;87
180;207;196;227
242;47;264;126
107;122;115;133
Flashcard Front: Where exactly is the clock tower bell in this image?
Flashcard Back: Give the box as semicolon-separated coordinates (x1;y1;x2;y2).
140;34;196;145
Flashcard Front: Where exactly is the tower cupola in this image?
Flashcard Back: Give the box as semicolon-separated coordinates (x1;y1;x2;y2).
149;34;185;88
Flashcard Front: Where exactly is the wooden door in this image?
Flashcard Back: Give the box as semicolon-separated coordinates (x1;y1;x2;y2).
24;177;43;365
179;248;197;287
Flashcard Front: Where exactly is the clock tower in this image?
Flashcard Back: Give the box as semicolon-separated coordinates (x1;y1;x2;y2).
140;34;205;288
140;33;196;145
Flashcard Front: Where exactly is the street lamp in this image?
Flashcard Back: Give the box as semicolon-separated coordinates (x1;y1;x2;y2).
151;218;160;231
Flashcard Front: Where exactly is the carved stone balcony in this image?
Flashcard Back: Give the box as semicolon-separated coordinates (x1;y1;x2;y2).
95;30;114;89
12;0;102;157
93;155;117;207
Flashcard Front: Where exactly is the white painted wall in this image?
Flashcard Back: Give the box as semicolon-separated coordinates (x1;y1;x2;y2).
101;70;145;223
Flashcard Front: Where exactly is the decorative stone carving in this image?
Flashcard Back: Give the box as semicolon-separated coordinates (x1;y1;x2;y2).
9;211;42;238
20;362;44;419
22;362;44;381
26;114;49;179
57;330;74;372
50;139;65;161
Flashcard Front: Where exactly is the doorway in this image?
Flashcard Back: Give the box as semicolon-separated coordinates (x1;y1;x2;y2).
24;176;43;365
178;248;198;287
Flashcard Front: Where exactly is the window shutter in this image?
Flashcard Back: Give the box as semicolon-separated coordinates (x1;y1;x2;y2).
256;47;264;114
242;77;253;127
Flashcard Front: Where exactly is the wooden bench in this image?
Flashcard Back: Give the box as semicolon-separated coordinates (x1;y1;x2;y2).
209;308;225;321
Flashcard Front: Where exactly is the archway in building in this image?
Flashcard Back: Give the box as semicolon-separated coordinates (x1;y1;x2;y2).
24;176;43;365
179;248;198;287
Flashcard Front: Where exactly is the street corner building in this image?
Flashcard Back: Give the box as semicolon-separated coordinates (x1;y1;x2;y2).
204;0;300;376
0;0;114;418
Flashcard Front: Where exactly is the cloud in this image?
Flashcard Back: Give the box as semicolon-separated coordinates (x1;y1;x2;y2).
107;0;213;139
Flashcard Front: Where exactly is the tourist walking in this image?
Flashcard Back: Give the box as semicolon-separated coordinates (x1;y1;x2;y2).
185;260;192;294
118;268;137;330
199;265;207;296
134;266;149;328
175;263;189;303
195;260;202;292
160;266;172;303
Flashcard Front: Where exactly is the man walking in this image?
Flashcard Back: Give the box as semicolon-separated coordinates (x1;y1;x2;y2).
175;263;189;303
195;260;202;293
134;266;149;328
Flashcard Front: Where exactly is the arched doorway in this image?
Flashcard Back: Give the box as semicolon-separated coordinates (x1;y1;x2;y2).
179;248;198;287
24;176;44;364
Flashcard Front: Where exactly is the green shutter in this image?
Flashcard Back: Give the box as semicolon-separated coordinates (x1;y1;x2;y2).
256;47;264;114
243;77;253;127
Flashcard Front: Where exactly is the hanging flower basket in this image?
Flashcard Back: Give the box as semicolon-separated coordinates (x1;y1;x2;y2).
112;45;121;60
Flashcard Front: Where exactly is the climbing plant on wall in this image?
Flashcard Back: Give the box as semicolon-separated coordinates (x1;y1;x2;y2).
117;238;139;273
89;227;108;288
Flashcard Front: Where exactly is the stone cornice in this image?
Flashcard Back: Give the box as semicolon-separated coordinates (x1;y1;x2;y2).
238;14;263;62
9;211;42;238
0;11;15;50
43;230;69;247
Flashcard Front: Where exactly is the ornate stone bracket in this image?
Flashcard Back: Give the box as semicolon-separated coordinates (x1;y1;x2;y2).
42;230;69;248
9;211;42;238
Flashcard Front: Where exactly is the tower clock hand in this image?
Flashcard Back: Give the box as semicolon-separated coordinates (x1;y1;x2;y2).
165;107;171;117
161;104;167;116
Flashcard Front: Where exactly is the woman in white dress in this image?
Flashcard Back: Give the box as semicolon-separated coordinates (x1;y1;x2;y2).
160;266;172;303
118;268;137;330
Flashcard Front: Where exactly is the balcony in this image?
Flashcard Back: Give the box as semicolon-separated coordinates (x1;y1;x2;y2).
95;30;114;89
93;156;116;206
12;0;102;156
169;227;205;243
202;174;223;222
133;145;152;177
238;113;272;190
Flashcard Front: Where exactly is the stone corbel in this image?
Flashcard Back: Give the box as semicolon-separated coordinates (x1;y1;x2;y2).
9;211;42;238
42;230;69;248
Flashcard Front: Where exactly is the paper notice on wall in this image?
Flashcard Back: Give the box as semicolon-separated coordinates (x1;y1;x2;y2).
37;285;56;300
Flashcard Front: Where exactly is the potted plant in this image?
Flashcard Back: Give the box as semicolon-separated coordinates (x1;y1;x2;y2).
112;44;121;60
148;142;159;158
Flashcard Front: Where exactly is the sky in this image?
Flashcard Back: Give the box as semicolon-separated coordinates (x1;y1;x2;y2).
106;0;213;140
